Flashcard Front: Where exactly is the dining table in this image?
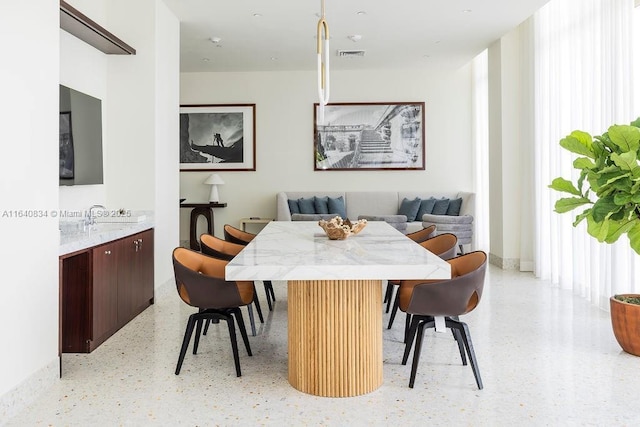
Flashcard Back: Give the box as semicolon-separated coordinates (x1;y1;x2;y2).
225;220;450;397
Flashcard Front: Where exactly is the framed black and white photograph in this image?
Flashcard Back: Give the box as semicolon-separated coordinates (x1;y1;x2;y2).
314;102;425;171
59;111;74;179
180;104;256;171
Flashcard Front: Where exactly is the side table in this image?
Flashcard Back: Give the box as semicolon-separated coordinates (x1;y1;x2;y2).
239;217;273;232
180;201;227;250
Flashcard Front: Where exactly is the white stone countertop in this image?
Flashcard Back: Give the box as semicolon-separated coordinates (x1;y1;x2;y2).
226;221;451;281
59;212;154;256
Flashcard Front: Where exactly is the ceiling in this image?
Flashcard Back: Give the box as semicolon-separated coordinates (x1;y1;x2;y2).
163;0;551;73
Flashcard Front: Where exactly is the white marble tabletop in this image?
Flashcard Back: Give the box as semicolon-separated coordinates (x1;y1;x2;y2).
59;213;154;256
226;221;451;281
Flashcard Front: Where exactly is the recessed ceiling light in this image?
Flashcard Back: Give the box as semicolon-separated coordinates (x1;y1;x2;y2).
210;37;222;44
463;9;472;13
201;58;210;62
270;57;278;61
348;35;362;42
356;11;366;16
253;13;262;17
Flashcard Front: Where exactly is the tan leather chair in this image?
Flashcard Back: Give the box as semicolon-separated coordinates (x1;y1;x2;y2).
172;247;253;377
399;251;487;389
387;233;458;329
384;225;437;310
406;224;437;243
199;233;264;336
224;224;276;311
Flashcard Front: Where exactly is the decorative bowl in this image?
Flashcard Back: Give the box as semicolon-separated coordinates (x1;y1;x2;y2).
318;217;367;240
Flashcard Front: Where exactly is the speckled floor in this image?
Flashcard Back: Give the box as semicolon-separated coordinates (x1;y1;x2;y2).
6;266;640;426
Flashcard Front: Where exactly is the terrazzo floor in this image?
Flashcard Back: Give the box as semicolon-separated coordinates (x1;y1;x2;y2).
6;266;640;426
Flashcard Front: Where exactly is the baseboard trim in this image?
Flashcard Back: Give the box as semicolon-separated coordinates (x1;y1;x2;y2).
0;358;58;425
489;253;520;270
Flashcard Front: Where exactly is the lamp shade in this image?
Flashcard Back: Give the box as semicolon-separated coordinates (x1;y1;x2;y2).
203;173;225;185
204;173;224;202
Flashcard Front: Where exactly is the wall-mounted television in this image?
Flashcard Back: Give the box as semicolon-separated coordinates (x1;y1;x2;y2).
59;85;104;186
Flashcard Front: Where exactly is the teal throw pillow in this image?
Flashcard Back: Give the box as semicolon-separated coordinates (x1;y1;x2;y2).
288;199;300;214
298;197;316;214
397;197;421;222
432;198;450;215
416;197;436;220
314;196;329;214
446;198;463;216
327;196;347;219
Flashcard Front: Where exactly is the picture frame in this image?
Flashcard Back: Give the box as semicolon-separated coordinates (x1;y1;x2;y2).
314;102;425;171
59;111;74;179
180;104;256;171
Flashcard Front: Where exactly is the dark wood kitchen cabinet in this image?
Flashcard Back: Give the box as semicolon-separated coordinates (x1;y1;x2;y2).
61;229;154;353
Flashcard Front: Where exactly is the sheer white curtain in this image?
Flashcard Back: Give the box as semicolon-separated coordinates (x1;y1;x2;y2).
533;0;639;310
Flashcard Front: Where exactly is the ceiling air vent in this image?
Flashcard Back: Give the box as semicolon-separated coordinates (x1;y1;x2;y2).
337;49;366;58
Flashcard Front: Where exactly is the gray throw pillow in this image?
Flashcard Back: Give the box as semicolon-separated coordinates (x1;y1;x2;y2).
416;197;436;220
398;197;421;222
314;196;329;214
327;196;347;219
288;199;300;214
446;198;463;216
298;197;316;214
432;198;450;215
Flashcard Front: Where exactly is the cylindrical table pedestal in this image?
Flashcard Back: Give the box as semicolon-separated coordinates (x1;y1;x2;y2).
288;279;383;397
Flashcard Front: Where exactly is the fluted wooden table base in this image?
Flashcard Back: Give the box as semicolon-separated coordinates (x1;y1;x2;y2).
288;279;383;397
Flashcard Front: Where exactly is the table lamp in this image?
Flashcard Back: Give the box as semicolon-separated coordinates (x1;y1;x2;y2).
203;173;224;203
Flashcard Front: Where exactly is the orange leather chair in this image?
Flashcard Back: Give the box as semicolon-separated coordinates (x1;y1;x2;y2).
172;247;253;377
399;250;487;389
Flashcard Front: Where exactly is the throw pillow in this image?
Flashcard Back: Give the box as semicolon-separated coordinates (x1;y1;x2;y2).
416;197;436;220
327;196;347;219
432;198;450;215
314;196;330;214
288;199;301;214
446;198;463;216
398;197;421;221
298;197;316;214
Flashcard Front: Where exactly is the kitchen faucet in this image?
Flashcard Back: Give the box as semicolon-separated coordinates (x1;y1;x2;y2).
86;204;106;227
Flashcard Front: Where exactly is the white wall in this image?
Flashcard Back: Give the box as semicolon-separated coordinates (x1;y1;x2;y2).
0;0;60;422
153;2;180;288
179;66;474;239
1;0;179;421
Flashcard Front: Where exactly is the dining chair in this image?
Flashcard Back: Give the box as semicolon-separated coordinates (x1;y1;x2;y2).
384;225;436;310
172;247;253;377
387;233;458;329
399;250;487;389
224;224;276;311
199;233;264;336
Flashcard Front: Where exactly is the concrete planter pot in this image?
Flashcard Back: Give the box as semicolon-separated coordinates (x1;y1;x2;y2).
610;294;640;356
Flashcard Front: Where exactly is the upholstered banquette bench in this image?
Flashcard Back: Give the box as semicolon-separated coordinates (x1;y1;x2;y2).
276;191;475;250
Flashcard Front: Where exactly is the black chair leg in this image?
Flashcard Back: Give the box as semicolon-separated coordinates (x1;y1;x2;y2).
246;305;256;336
175;315;196;375
452;327;467;366
402;316;422;365
224;315;242;377
387;292;400;329
262;280;276;311
384;282;393;312
404;313;412;344
233;307;252;356
253;285;264;323
459;321;483;390
193;318;204;355
409;321;427;388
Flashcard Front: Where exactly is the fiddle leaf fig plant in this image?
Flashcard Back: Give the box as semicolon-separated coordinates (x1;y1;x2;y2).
549;117;640;254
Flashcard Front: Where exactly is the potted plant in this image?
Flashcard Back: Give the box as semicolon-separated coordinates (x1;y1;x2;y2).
549;117;640;356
